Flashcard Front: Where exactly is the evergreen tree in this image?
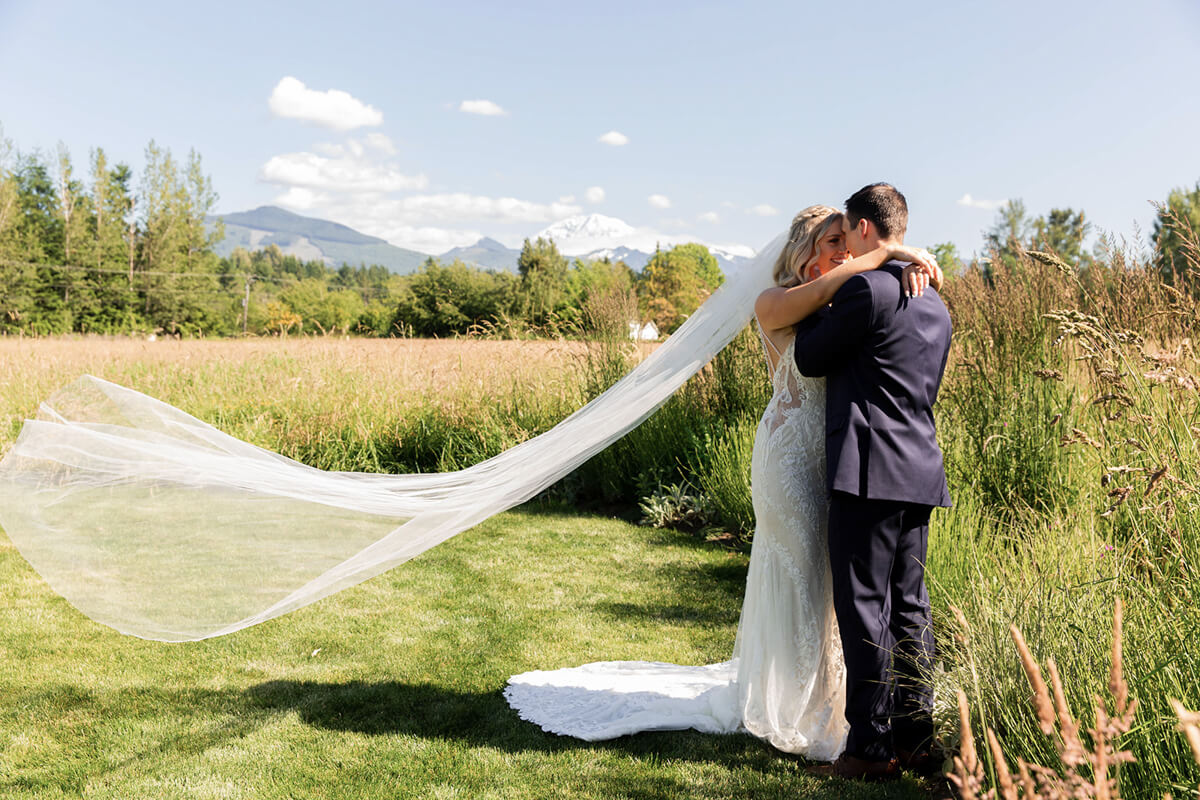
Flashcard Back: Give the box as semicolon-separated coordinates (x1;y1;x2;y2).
1031;208;1091;266
15;152;61;264
517;236;569;326
1153;181;1200;288
87;151;140;331
55;143;94;267
183;149;222;269
0;129;33;331
137;142;226;334
983;199;1031;275
0;126;16;258
54;143;101;328
983;200;1092;279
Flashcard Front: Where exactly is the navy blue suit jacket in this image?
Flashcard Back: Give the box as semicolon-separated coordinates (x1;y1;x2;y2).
794;263;952;508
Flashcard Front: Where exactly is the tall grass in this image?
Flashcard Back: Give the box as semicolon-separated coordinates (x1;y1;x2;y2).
929;228;1200;799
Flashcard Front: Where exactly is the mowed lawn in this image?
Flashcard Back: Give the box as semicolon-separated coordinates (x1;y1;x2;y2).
0;507;935;800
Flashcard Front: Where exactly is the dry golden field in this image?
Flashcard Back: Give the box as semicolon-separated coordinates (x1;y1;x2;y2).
0;336;657;457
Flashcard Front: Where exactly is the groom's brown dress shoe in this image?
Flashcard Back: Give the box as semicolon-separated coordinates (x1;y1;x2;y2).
896;747;942;777
807;754;900;782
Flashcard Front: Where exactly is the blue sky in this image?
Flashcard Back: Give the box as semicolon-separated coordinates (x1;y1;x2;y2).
1;0;1198;257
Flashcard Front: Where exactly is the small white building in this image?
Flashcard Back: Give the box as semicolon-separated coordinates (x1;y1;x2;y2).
628;321;660;341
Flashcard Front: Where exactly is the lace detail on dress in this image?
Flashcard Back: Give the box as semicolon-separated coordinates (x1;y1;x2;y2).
505;336;847;760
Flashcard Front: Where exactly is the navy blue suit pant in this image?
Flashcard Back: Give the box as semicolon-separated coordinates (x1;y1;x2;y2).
827;491;935;761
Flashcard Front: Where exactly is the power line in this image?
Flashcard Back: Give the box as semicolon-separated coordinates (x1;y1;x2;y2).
4;279;391;300
0;261;393;301
0;260;392;293
1;259;297;284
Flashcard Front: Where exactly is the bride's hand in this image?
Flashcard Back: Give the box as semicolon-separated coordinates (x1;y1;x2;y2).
890;245;942;296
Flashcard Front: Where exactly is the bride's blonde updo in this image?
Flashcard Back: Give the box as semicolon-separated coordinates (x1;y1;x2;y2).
771;205;843;287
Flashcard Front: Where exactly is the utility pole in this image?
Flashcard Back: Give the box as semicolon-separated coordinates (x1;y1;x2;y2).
242;275;255;335
127;197;136;287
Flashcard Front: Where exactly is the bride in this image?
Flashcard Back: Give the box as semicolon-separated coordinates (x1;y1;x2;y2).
504;205;940;761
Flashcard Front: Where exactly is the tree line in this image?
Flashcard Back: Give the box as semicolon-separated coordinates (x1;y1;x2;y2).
1;126;1196;337
0;129;726;338
0;129;229;335
930;192;1200;288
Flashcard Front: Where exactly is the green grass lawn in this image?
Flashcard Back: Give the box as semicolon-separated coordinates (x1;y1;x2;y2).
0;507;936;800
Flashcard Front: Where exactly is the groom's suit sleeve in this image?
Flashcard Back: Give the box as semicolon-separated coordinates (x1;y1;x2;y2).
793;275;874;377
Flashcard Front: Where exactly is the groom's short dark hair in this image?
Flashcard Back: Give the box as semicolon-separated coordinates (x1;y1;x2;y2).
845;183;908;240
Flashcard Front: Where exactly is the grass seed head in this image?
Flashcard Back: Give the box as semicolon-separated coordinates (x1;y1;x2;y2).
957;688;978;774
1109;597;1128;715
1011;624;1057;736
985;728;1018;800
1047;658;1085;765
1170;699;1200;766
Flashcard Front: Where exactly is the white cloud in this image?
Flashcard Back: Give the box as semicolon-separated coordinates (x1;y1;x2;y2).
260;120;595;253
958;193;1004;210
459;99;508;116
585;186;605;203
598;130;629;146
391;193;581;223
323;193;582;252
648;194;671;209
660;217;690;229
308;205;484;254
698;211;720;224
721;200;737;209
747;203;779;217
273;187;331;211
259;151;428;193
260;137;584;251
363;132;397;155
378;225;483;254
268;76;383;131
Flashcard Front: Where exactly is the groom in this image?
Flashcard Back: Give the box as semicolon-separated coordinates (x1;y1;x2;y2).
794;183;953;780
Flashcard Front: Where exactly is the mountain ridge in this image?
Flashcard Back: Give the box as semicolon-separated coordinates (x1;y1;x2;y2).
208;206;755;275
209;206;430;274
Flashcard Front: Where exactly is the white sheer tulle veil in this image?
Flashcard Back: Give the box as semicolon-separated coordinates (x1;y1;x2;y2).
0;234;785;642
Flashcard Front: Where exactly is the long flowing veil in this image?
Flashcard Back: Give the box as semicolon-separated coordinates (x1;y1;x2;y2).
0;234;785;642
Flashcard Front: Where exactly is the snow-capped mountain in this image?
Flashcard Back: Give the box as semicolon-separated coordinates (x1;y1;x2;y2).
534;214;753;259
529;214;755;272
534;214;638;256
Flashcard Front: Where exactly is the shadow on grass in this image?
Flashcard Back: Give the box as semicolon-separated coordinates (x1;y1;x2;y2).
244;679;933;798
1;685;276;796
592;600;741;626
248;678;755;760
662;558;749;595
2;680;932;800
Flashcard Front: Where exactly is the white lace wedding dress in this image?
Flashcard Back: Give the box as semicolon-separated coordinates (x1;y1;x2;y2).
504;333;848;760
